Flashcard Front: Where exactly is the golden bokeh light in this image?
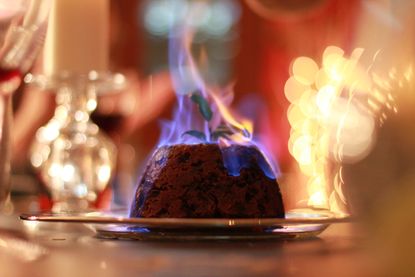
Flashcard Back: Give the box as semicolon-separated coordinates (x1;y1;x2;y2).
292;57;319;85
283;45;402;214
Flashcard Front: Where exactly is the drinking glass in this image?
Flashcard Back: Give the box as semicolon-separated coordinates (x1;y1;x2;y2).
0;0;51;210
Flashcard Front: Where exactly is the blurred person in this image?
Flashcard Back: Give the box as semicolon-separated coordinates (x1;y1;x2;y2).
235;0;415;213
235;0;361;210
237;0;361;168
235;3;415;274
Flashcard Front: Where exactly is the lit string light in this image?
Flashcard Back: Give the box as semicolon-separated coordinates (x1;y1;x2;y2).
285;46;405;214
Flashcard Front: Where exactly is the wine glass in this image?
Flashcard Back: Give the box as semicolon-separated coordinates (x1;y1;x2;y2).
0;0;51;211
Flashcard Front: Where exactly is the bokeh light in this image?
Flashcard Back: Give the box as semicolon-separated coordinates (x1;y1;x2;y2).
143;0;240;38
284;45;400;213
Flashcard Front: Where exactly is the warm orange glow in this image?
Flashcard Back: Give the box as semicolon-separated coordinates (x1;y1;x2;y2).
292;57;319;85
284;45;401;214
210;92;253;142
284;76;309;103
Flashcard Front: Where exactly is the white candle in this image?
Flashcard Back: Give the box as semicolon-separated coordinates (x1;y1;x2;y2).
23;0;49;28
43;0;109;76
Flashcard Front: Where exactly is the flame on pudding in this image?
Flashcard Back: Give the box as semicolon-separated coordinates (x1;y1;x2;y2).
164;26;253;146
161;6;279;179
285;46;403;214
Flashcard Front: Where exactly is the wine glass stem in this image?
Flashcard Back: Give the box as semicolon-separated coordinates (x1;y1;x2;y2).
0;96;12;207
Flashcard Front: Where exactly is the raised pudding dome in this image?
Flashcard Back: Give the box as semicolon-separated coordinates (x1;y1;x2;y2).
129;143;285;218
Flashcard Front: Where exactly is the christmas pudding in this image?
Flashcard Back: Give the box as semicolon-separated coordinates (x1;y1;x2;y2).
129;143;285;218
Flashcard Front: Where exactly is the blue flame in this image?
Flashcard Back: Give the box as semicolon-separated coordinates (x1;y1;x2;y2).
157;11;280;179
221;145;277;179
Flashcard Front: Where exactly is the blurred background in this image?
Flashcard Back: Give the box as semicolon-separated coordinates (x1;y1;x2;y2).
9;0;415;210
4;0;415;274
7;1;415;268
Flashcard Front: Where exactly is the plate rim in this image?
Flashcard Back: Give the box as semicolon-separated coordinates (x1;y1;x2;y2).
94;224;330;241
20;210;354;228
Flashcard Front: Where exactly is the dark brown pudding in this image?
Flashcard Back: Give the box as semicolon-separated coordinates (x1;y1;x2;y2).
129;144;285;218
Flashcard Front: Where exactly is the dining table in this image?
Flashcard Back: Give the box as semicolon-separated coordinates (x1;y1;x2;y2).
0;209;381;277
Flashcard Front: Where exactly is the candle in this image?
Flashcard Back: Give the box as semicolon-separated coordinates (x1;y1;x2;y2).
43;0;109;76
23;0;49;28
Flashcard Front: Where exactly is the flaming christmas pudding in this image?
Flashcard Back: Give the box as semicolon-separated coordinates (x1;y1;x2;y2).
129;27;284;219
129;89;285;218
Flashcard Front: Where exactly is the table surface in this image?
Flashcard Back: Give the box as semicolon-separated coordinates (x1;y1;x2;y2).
0;215;378;277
